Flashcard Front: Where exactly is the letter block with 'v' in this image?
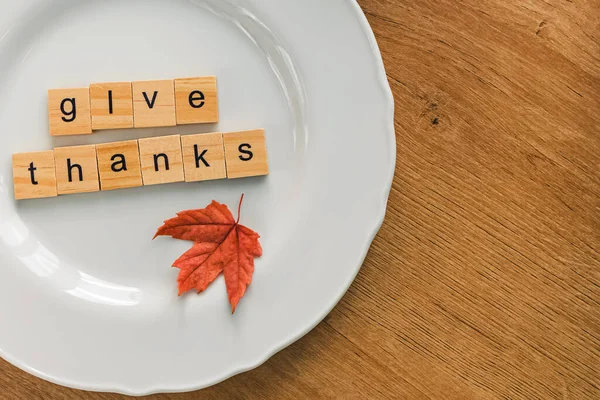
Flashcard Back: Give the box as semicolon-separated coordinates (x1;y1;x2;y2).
132;80;176;128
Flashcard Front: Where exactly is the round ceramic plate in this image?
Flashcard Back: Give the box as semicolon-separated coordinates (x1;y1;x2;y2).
0;0;394;395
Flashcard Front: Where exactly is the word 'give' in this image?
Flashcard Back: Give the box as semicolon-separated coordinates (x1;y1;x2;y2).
49;76;218;136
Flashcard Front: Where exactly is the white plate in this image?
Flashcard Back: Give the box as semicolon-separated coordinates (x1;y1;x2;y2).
0;0;394;395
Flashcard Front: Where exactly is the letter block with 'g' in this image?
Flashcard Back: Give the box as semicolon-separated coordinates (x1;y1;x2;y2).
48;88;92;136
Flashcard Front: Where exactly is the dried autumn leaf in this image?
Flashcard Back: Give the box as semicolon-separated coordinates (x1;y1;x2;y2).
154;195;262;313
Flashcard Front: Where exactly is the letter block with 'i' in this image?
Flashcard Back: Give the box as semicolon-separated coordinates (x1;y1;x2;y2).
53;145;100;195
90;82;134;130
12;151;58;200
48;88;92;136
181;132;227;182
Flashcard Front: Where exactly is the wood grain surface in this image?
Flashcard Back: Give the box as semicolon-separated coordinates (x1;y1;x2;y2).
1;0;598;398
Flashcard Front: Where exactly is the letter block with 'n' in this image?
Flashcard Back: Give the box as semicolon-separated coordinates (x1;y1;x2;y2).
138;135;184;185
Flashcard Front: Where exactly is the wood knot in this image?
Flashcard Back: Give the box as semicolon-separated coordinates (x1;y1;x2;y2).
418;98;453;134
536;20;547;37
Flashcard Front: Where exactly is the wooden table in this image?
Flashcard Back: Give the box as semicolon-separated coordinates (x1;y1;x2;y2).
2;0;598;398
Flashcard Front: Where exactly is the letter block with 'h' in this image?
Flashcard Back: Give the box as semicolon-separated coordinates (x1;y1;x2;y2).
53;145;100;195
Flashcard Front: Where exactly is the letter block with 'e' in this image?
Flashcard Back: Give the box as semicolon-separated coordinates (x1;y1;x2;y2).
48;88;92;136
12;151;58;200
223;129;269;179
175;77;219;125
96;140;142;191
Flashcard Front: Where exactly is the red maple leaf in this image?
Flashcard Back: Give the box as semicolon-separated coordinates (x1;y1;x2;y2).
154;195;262;313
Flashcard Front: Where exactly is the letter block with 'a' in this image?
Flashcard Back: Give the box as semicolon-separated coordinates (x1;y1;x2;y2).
96;140;142;191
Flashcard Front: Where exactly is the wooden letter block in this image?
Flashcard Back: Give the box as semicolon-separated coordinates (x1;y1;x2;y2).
96;140;142;191
138;135;184;186
223;129;269;179
12;151;57;200
132;80;176;128
53;145;100;195
90;82;134;130
181;132;226;182
48;88;92;136
175;76;219;125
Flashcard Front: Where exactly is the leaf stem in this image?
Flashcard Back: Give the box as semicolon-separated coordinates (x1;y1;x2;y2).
237;194;244;224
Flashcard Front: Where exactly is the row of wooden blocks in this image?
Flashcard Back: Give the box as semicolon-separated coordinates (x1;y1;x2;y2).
12;129;268;200
49;76;218;136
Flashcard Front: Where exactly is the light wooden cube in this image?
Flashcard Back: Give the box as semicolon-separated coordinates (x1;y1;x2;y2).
175;76;219;125
48;88;92;136
90;82;134;130
12;151;58;200
181;132;226;182
132;80;176;128
96;140;143;191
54;145;100;195
138;135;184;186
223;129;269;179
